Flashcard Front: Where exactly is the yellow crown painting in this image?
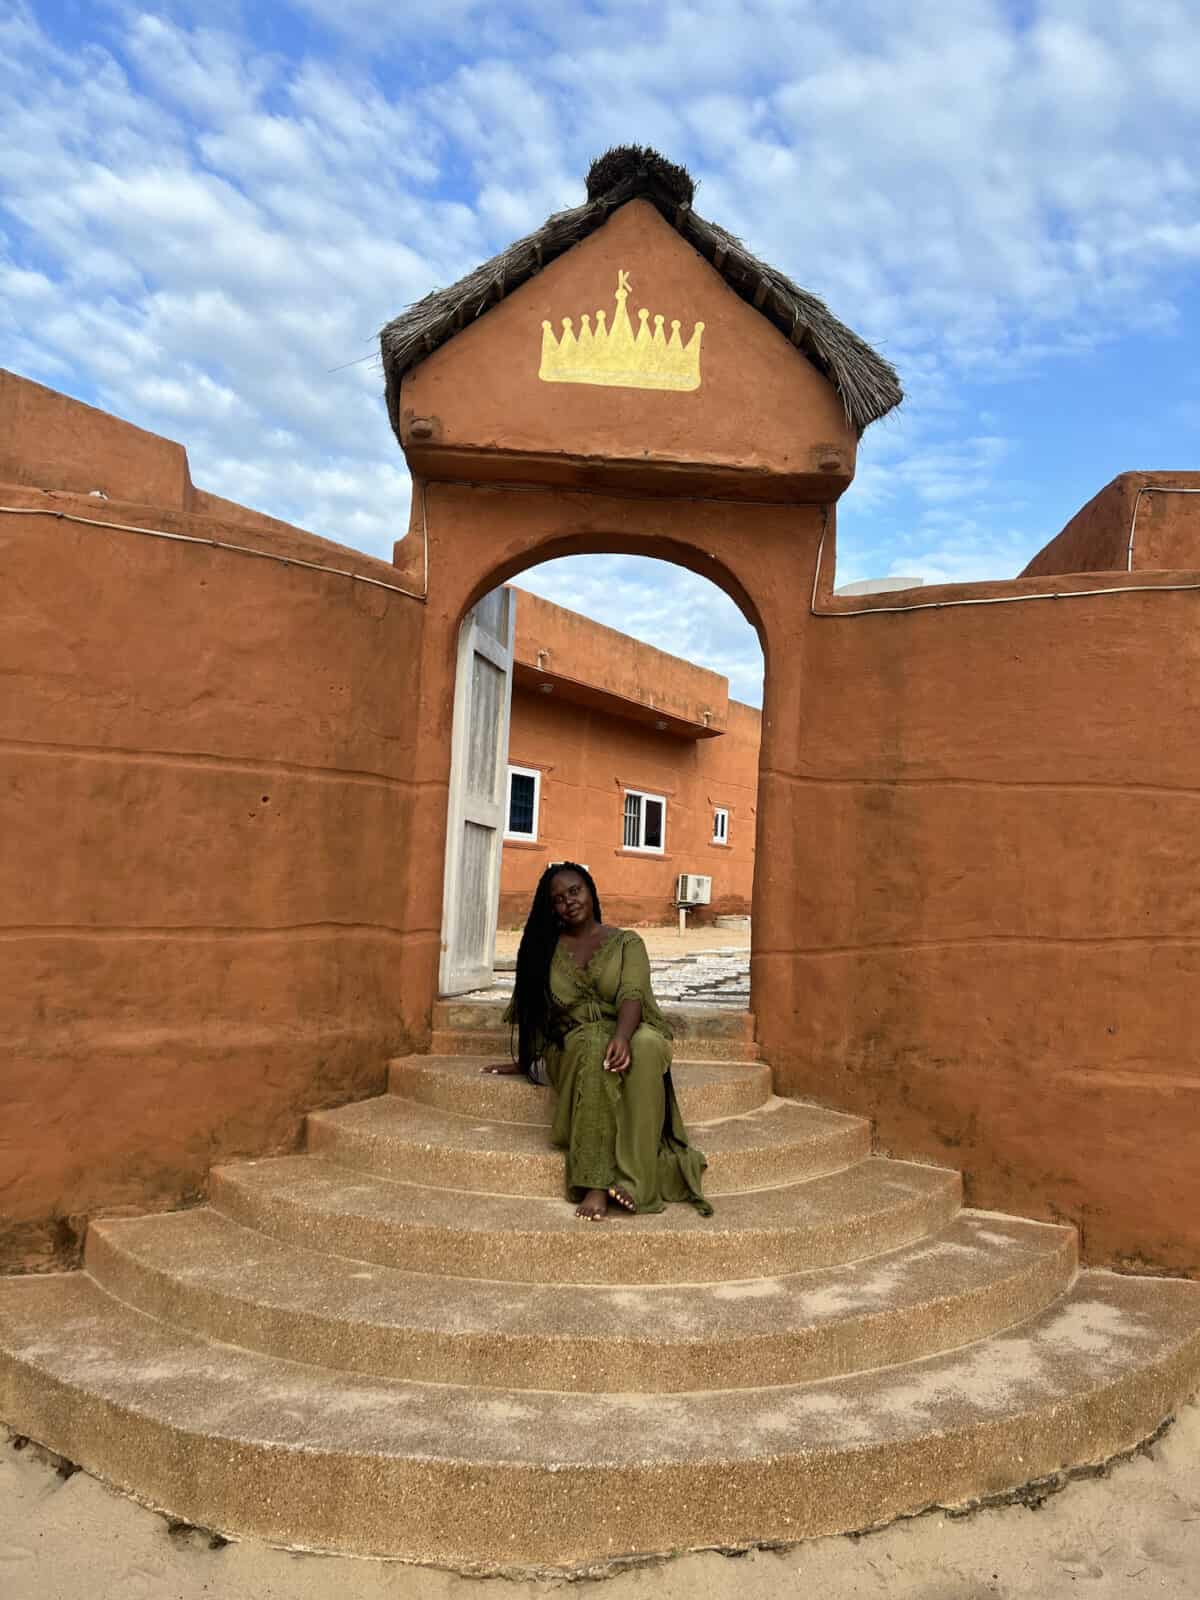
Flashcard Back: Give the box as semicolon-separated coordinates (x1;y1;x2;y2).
539;269;704;392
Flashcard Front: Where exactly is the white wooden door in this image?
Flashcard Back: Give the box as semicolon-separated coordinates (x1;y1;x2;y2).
439;587;516;996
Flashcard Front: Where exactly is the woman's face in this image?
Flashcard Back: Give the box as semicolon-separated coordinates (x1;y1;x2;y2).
549;871;594;929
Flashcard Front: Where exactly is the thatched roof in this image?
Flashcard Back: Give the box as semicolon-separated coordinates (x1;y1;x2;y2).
379;146;903;438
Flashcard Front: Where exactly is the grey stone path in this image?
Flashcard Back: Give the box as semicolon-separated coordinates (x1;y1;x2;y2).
466;948;750;1008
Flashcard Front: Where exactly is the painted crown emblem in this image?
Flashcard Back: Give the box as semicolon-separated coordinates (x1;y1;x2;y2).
539;269;704;392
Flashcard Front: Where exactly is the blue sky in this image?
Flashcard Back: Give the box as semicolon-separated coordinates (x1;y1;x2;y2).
3;0;1199;705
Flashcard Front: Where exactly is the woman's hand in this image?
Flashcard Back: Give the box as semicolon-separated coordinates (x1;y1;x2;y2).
481;1062;524;1075
603;1036;632;1073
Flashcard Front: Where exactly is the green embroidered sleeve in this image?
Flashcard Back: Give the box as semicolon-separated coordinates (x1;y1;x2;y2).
614;932;672;1039
615;932;653;1006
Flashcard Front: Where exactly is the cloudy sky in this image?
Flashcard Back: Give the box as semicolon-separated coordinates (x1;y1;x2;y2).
4;1;1199;704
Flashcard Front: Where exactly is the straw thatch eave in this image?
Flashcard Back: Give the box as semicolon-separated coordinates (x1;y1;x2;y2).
379;147;902;440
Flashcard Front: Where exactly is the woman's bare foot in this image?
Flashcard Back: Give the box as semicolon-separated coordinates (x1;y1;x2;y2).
575;1188;608;1221
607;1185;636;1213
481;1062;524;1075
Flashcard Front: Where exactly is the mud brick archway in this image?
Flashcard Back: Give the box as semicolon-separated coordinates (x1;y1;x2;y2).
385;190;869;1056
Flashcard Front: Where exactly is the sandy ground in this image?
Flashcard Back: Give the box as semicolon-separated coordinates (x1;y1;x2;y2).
494;925;751;958
5;1407;1200;1600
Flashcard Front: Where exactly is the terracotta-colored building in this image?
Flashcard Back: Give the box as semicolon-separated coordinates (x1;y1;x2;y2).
500;588;758;926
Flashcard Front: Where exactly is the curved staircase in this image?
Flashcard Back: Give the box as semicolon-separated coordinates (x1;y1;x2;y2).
2;1001;1199;1573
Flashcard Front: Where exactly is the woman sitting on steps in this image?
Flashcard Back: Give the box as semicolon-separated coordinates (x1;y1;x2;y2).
485;861;713;1222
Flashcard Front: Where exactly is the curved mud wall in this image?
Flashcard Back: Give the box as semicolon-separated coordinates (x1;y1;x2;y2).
763;562;1200;1274
1021;471;1200;577
1;493;424;1270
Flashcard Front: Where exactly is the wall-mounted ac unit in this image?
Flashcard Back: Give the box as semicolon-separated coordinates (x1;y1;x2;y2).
676;873;712;905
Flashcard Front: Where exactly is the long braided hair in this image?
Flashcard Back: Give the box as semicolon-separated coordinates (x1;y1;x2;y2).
510;861;602;1079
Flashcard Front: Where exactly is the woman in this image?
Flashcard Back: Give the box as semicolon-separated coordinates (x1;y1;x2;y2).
486;862;712;1222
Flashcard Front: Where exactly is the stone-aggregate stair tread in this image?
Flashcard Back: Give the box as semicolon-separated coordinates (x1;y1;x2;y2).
86;1207;1078;1391
388;1055;772;1124
2;1270;1199;1567
210;1153;962;1282
306;1094;870;1197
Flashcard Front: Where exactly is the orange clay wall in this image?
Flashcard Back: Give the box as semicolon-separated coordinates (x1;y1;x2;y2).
500;685;759;926
1021;471;1200;576
1;373;424;1271
765;545;1200;1276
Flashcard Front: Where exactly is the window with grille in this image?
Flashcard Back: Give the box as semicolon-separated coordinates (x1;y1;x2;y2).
622;789;666;853
712;806;729;844
505;766;540;840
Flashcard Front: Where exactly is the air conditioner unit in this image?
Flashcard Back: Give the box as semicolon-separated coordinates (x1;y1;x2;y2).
676;873;712;905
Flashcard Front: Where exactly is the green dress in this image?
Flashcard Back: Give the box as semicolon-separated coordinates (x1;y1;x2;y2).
529;929;712;1216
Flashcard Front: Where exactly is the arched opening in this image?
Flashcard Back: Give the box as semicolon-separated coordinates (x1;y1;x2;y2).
400;474;824;1064
438;542;766;1027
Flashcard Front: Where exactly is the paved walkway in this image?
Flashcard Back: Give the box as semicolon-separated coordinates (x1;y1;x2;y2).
464;947;751;1008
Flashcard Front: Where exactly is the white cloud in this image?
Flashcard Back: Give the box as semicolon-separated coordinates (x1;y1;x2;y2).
124;13;273;123
3;0;1200;665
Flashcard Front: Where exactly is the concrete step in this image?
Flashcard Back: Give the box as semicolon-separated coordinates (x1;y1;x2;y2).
210;1153;962;1284
3;1270;1198;1569
86;1207;1078;1392
305;1095;870;1198
433;998;757;1045
388;1054;772;1123
431;1026;760;1062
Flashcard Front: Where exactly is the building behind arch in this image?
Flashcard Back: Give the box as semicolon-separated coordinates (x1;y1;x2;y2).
500;586;758;927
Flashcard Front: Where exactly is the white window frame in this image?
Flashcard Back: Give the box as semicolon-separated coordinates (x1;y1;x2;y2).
504;765;541;841
622;788;667;854
712;806;729;845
